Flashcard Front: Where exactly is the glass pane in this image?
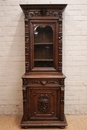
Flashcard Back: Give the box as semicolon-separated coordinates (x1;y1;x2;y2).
34;25;53;43
34;25;53;67
34;44;53;59
34;61;53;67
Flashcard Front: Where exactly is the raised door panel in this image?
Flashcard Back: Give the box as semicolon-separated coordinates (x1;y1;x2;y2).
27;88;60;120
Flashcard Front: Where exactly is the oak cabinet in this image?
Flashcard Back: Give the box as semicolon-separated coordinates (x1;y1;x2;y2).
20;4;67;128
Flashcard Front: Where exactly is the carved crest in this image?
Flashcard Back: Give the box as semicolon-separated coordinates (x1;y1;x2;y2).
38;94;50;113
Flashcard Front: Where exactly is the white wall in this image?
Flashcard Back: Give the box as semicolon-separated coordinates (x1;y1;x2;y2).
0;0;87;115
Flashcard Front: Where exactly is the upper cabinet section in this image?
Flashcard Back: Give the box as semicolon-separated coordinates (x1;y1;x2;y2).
20;4;67;73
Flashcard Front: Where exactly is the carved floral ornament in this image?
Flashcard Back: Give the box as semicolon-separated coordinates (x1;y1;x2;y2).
24;10;62;19
23;78;64;85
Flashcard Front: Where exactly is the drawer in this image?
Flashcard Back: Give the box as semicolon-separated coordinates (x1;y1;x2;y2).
22;78;65;86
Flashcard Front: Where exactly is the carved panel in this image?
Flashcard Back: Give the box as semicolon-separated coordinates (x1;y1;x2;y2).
23;80;59;85
24;9;63;19
28;10;60;17
31;80;59;85
23;78;65;86
38;94;51;113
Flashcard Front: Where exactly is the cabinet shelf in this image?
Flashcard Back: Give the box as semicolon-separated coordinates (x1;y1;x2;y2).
34;42;53;45
34;59;53;61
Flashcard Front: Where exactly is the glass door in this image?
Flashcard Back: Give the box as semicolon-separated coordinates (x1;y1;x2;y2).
30;20;58;72
34;25;53;67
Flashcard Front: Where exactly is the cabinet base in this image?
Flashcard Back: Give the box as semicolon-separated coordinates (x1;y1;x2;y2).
20;116;67;128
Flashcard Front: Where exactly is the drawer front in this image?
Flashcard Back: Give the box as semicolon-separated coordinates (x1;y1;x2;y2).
27;87;60;120
22;78;64;86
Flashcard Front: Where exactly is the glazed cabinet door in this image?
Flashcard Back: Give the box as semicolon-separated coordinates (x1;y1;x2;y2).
29;20;59;72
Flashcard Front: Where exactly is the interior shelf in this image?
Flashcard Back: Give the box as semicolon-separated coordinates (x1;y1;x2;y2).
34;42;53;45
34;59;53;61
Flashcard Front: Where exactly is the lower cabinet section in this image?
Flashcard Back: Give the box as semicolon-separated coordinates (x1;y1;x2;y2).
27;88;60;120
21;76;67;128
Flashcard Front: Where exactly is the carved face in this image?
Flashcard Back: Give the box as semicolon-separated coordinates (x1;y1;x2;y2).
38;94;50;113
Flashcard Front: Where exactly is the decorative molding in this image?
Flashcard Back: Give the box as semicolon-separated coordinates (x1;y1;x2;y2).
23;99;27;102
41;9;47;15
21;122;66;126
59;33;62;44
59;79;64;85
41;81;47;85
23;78;65;85
23;79;27;85
25;62;29;67
29;81;41;84
25;47;29;52
58;11;62;21
25;37;29;43
23;78;64;86
47;80;59;84
60;87;64;120
25;80;59;85
25;16;29;73
22;86;26;91
28;10;59;17
58;21;62;72
59;24;62;33
38;94;50;113
59;46;62;53
24;10;63;18
61;87;64;103
25;62;29;72
59;61;62;66
25;10;29;19
29;11;41;17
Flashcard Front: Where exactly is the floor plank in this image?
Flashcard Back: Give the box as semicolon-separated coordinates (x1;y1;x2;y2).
0;115;87;130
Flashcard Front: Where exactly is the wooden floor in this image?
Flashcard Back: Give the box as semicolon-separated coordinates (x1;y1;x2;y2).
0;115;87;130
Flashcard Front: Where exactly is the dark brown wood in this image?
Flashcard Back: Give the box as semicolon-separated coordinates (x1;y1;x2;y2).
20;4;67;128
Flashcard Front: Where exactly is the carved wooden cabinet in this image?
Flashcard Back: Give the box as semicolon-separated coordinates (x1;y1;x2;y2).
20;4;67;128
